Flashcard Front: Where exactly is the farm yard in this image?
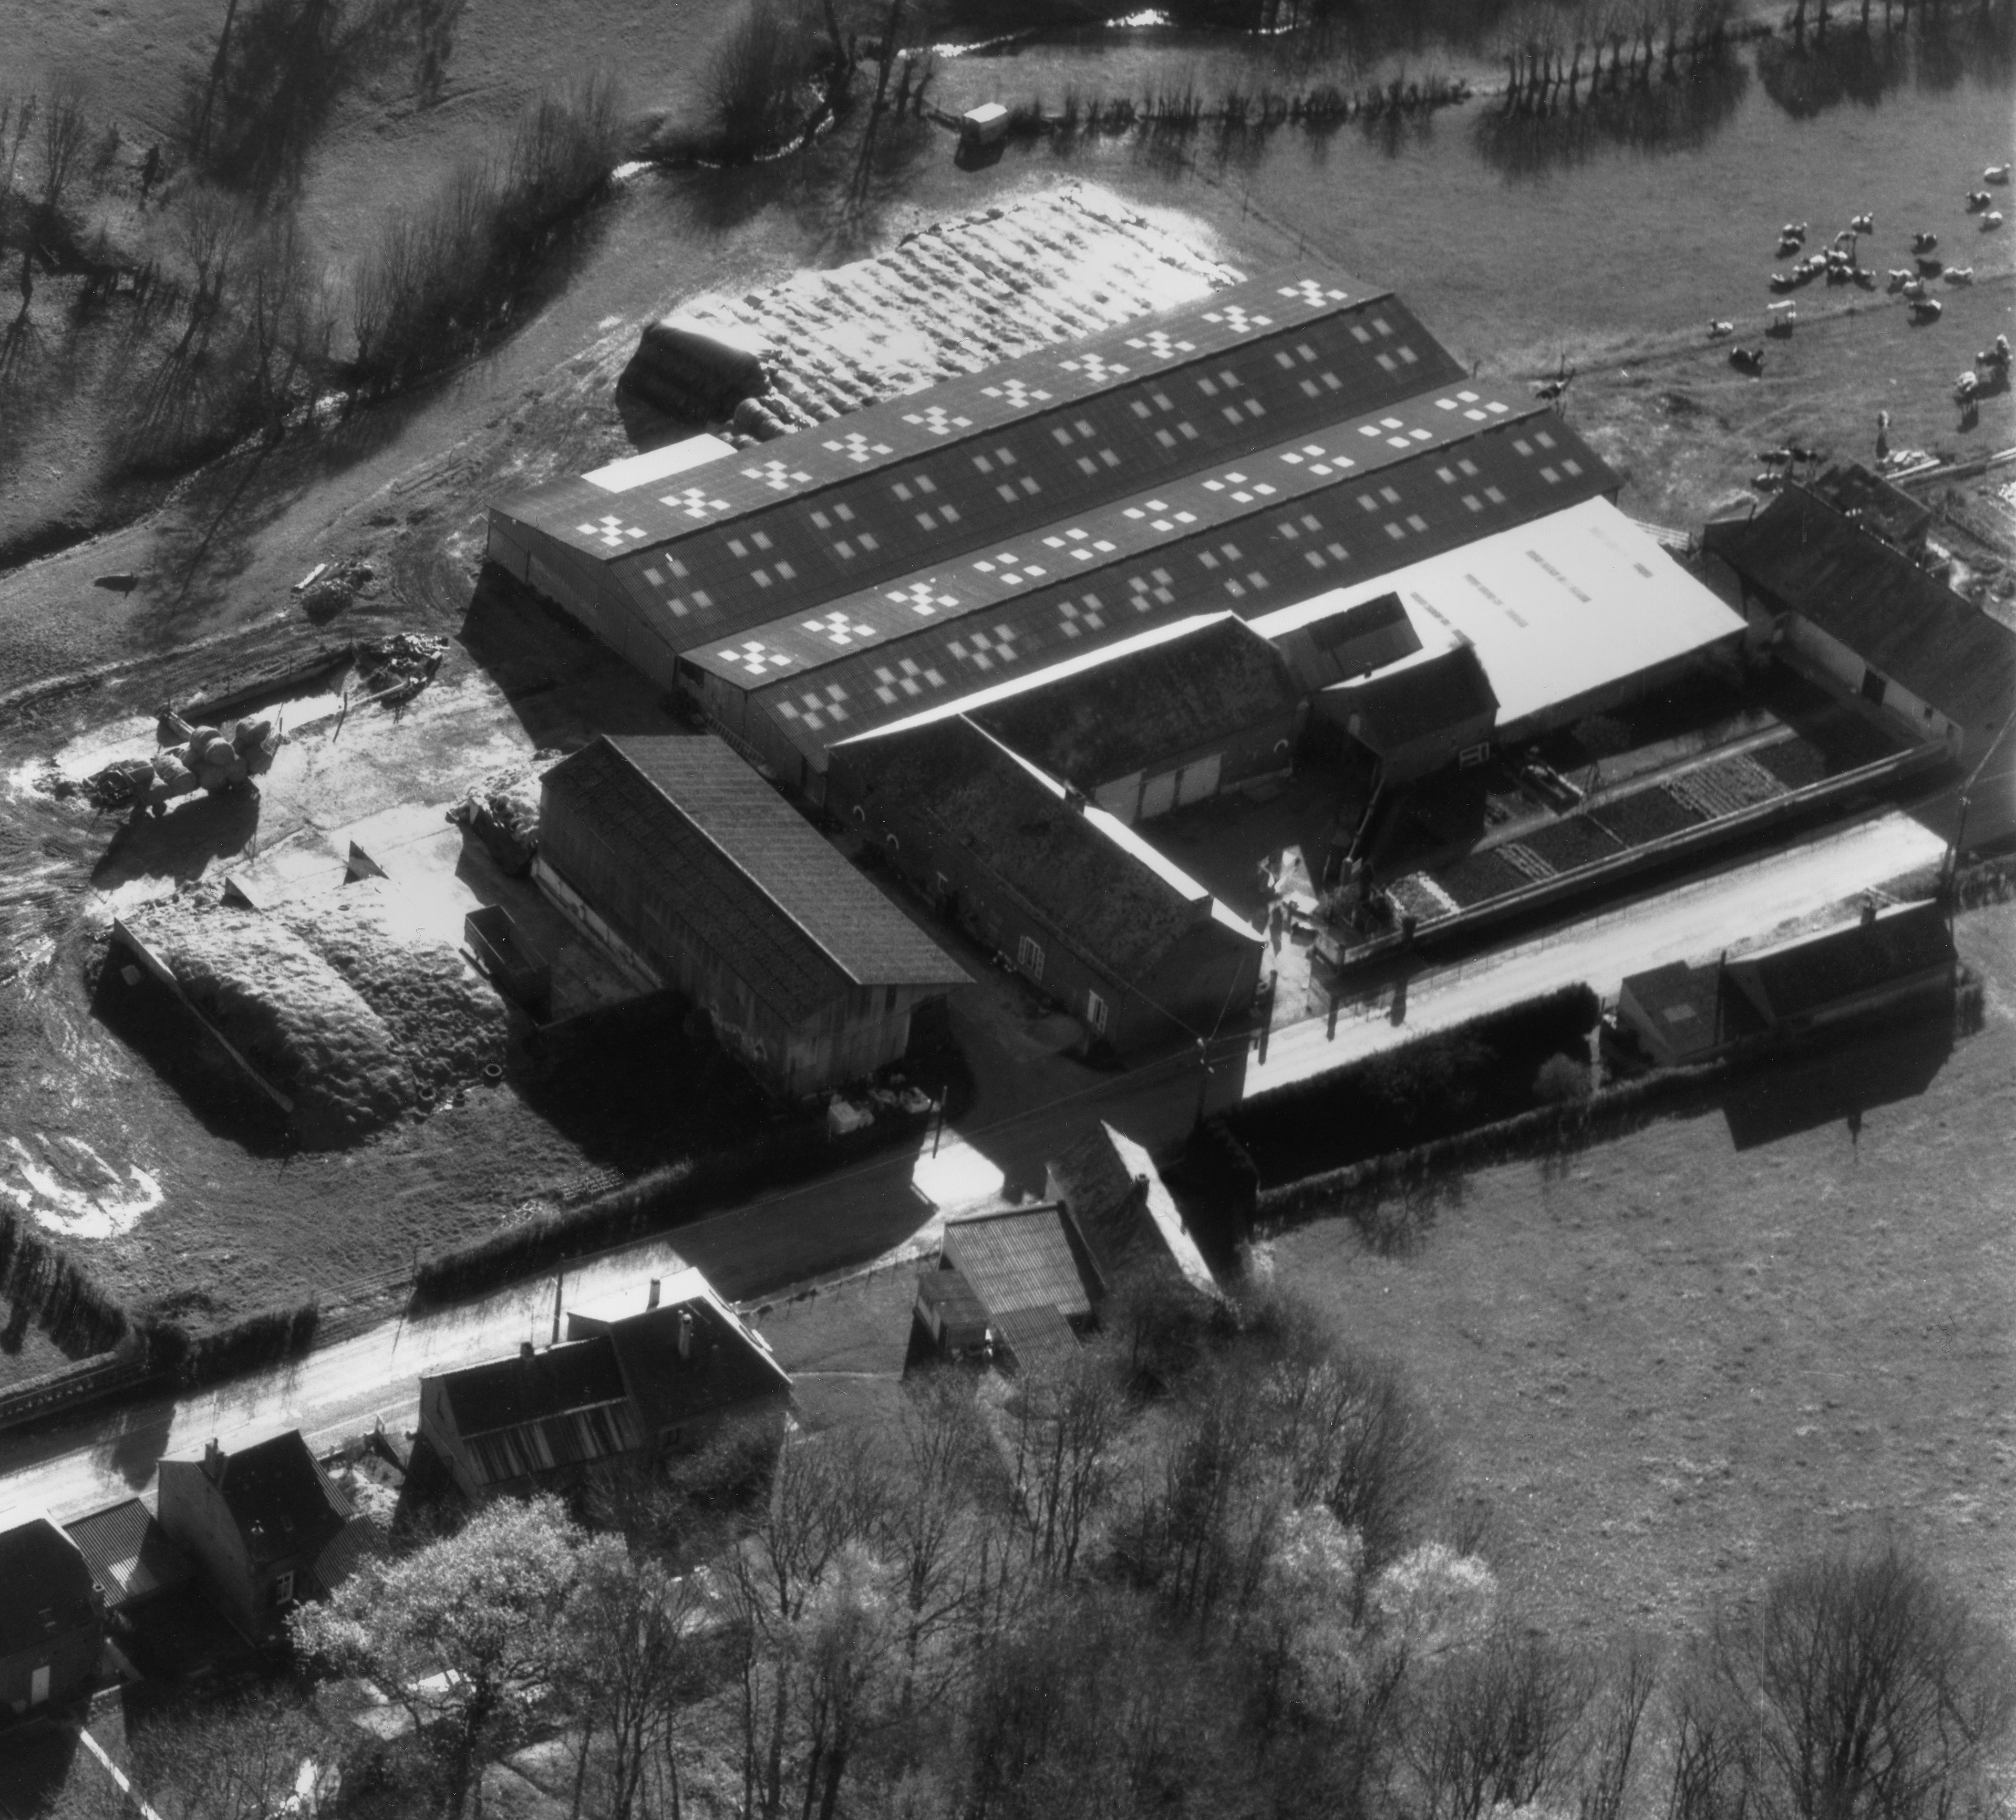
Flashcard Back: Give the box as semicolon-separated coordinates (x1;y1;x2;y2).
1266;899;2016;1641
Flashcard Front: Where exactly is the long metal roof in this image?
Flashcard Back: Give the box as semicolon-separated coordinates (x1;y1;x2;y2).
494;267;1456;568
741;406;1616;766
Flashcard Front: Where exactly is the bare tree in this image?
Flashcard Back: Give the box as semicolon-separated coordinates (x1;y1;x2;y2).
1008;1349;1121;1584
123;1690;332;1820
1707;1543;2016;1820
1404;1628;1594;1820
1579;1640;1659;1820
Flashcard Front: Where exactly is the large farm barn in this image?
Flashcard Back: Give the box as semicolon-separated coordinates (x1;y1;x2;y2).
488;266;1746;805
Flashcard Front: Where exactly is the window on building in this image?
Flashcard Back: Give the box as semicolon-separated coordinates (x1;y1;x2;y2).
1861;668;1888;707
1086;988;1109;1034
1017;935;1045;983
272;1572;295;1607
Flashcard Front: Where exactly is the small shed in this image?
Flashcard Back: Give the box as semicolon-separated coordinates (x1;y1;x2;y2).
1045;1121;1217;1298
1615;961;1732;1067
64;1499;195;1612
0;1517;102;1718
1317;642;1499;783
941;1204;1101;1372
1723;901;1956;1038
914;1267;995;1359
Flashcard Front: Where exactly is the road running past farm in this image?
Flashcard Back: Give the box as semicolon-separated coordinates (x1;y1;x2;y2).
1248;808;1949;1093
0;805;1950;1527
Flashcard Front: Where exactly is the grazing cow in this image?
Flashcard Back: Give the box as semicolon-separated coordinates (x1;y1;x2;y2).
1767;302;1797;337
1910;296;1944;323
1982;211;2005;231
1912;231;1938;253
1781;220;1808;242
1985;163;2011;184
1770;271;1801;293
1943;266;1976;286
1917;255;1944;277
1777;235;1804;257
1886;268;1913;292
1708;319;1735;339
1730;346;1765;375
1955;371;1980;403
1966;190;1993;212
1757;447;1792;464
1849;212;1875;234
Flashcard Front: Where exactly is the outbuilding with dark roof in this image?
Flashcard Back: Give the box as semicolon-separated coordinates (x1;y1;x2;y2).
1724;900;1956;1037
1316;642;1499;783
1705;486;2015;775
969;615;1304;823
829;716;1264;1051
536;733;969;1098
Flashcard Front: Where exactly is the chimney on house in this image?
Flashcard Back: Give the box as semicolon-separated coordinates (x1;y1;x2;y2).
647;1278;661;1310
202;1439;225;1483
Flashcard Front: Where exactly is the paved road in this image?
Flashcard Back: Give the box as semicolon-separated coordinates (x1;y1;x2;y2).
1246;808;1948;1092
0;806;1948;1525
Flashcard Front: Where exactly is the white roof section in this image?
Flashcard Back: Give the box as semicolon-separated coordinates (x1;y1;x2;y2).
1101;1123;1219;1297
1249;495;1744;729
830;612;1237;749
584;434;737;495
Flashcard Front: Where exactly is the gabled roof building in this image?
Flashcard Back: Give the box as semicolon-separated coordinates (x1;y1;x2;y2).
1704;485;2015;773
536;734;968;1098
420;1269;790;1504
1045;1121;1217;1298
829;716;1263;1051
938;1205;1102;1372
0;1517;101;1718
157;1432;365;1642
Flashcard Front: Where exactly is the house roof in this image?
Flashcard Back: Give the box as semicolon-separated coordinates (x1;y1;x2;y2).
970;617;1300;787
1728;900;1955;1025
0;1517;99;1648
63;1499;194;1608
565;1283;791;1435
1619;960;1728;1061
916;1267;993;1335
203;1432;353;1571
839;716;1257;992
943;1206;1098;1349
992;1302;1083;1372
1325;642;1498;751
429;1336;646;1490
1046;1123;1216;1295
1704;487;2016;737
1809;462;1931;551
541;735;967;1024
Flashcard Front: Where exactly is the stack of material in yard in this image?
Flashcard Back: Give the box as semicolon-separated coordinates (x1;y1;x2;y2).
619;316;770;421
355;634;449;706
281;881;507;1095
129;902;412;1148
624;185;1237;441
446;769;543;876
79;716;279;818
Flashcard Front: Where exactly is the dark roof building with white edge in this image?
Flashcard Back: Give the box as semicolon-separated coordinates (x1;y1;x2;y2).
828;714;1264;1053
0;1516;102;1720
535;733;969;1099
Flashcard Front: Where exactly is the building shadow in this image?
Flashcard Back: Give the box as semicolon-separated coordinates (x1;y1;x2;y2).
88;787;263;893
1718;1017;1955;1151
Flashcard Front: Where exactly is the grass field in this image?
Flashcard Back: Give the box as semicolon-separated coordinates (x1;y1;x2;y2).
1268;900;2016;1641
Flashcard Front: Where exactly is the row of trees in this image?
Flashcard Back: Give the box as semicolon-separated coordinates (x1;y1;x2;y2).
51;1282;2009;1820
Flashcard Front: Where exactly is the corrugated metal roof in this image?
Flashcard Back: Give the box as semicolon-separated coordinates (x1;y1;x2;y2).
465;1402;646;1490
943;1206;1097;1321
743;406;1611;766
695;381;1554;692
64;1500;194;1608
970;617;1299;787
993;1301;1083;1371
541;736;967;1025
1704;487;2016;737
495;268;1421;560
588;293;1467;645
842;716;1246;988
1253;497;1745;731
